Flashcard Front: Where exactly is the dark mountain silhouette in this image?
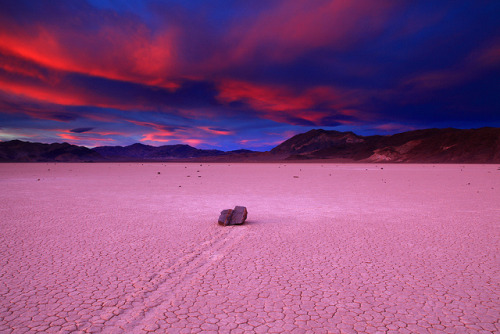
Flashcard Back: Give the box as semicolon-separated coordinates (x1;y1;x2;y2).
93;143;226;160
1;127;499;163
271;127;500;163
0;140;104;162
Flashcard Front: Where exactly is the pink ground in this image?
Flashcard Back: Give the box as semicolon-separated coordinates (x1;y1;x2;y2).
0;163;499;333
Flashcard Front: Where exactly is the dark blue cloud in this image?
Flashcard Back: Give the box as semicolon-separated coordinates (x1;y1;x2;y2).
70;127;93;133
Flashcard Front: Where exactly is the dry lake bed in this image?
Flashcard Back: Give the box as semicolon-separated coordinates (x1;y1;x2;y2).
0;163;499;333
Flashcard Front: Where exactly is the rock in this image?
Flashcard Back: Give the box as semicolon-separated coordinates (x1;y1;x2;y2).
218;209;233;226
218;206;248;226
230;206;248;225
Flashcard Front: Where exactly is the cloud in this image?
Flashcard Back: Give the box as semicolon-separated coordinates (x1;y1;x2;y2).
401;40;500;94
58;132;114;144
208;0;401;70
0;129;37;142
54;128;129;147
199;127;234;135
127;119;240;147
70;127;93;133
216;79;363;126
51;113;77;122
0;2;180;90
0;60;221;118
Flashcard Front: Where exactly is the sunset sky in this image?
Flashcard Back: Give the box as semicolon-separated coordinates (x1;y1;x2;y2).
0;1;499;150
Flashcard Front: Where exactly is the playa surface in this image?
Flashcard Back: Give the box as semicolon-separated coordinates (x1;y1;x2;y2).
0;163;499;333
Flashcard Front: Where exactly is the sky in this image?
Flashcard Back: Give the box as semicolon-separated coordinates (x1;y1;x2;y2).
0;0;499;151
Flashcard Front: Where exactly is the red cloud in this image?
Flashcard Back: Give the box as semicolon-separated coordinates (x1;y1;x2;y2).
217;79;362;125
0;53;50;82
218;0;398;66
58;133;80;141
0;66;157;113
0;15;180;90
0;78;126;111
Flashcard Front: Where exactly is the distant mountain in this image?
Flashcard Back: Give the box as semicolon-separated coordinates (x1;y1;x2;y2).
0;140;256;162
2;127;499;163
93;143;226;160
271;127;500;163
0;140;104;162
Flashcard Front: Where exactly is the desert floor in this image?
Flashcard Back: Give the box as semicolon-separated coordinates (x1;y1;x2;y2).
0;163;499;333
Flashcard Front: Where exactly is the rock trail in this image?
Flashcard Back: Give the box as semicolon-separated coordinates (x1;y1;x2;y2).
103;227;247;333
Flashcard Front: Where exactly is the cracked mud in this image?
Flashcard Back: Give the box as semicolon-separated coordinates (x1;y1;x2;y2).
1;163;499;333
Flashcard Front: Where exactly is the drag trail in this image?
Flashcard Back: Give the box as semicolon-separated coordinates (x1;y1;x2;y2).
102;226;248;333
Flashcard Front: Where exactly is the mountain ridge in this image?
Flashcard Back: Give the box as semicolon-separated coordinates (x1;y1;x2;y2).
1;127;499;163
0;140;103;162
274;127;500;163
93;143;226;161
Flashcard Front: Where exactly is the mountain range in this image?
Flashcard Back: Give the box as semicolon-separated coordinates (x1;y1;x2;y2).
1;127;499;163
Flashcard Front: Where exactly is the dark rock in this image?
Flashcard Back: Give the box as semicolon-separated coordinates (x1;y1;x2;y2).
218;209;233;226
230;206;248;225
218;206;248;226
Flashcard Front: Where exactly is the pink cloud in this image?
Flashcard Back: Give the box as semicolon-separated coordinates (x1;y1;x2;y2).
140;132;172;143
183;138;203;146
56;129;117;147
217;79;363;125
199;127;234;136
140;131;209;147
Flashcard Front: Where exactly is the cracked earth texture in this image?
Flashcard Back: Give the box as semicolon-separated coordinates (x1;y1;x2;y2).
0;163;499;333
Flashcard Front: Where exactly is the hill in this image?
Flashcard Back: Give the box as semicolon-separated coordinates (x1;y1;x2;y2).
93;143;225;161
271;127;500;163
0;140;104;162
